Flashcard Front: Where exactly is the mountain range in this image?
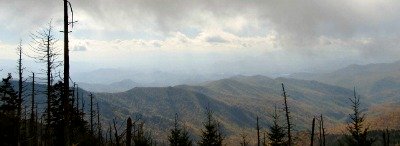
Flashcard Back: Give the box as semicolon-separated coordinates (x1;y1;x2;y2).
4;61;400;144
91;61;400;143
290;60;400;103
93;75;355;143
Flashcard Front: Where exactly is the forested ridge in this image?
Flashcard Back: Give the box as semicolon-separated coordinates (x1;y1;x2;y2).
1;1;400;146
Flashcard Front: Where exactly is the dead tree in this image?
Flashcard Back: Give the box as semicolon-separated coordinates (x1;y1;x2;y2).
382;129;389;146
16;40;25;144
90;93;94;135
29;21;60;129
320;115;325;146
127;117;132;146
109;123;113;145
281;83;292;146
113;119;120;146
81;92;85;120
257;116;261;146
311;117;315;146
97;103;102;145
30;72;37;145
76;84;79;113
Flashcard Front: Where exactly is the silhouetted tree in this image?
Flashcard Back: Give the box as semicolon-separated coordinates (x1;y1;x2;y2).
0;74;19;146
16;41;25;145
382;129;389;146
132;120;154;146
268;106;285;146
346;88;374;146
97;103;103;145
198;108;224;146
109;123;113;145
90;93;94;135
127;117;132;146
311;117;315;146
30;72;38;145
168;113;192;146
29;21;60;129
319;115;326;146
281;83;293;146
113;119;120;146
257;116;261;146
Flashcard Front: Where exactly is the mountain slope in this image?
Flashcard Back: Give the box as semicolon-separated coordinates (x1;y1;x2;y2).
291;60;400;102
94;75;356;142
78;79;141;93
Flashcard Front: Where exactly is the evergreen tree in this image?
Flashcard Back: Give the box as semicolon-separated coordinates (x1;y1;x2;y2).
268;106;285;146
0;74;20;146
132;121;154;146
198;108;224;146
346;88;374;146
168;113;192;146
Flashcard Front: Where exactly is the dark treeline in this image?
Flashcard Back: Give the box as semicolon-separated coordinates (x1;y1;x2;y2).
1;1;400;146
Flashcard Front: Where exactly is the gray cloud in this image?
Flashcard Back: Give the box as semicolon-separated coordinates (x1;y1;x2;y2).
73;45;87;51
74;0;400;53
2;0;400;75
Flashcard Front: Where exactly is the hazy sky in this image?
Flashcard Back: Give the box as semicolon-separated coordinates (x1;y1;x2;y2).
1;0;400;77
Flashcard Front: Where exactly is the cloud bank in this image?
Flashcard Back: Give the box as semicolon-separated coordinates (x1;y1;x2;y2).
1;0;400;76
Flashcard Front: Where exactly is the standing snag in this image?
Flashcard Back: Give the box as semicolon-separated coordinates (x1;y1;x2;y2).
256;116;261;146
311;117;315;146
281;83;293;146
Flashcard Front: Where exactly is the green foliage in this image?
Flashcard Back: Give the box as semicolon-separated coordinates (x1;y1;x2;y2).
268;106;286;146
0;74;19;116
345;89;375;146
198;109;224;146
44;81;92;145
0;74;19;146
168;114;192;146
132;122;154;146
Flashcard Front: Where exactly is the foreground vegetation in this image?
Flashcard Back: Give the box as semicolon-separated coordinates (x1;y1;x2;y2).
1;1;399;146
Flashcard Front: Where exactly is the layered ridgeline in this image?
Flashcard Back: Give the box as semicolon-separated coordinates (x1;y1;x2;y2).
93;75;354;142
10;61;400;143
291;60;400;103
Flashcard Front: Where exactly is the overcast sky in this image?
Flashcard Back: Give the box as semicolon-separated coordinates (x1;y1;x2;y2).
1;0;400;77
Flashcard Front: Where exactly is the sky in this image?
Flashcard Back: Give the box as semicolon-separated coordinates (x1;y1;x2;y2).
1;0;400;81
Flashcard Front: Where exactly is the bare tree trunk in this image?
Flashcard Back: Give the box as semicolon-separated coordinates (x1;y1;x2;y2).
76;84;79;113
281;83;292;146
256;116;260;146
17;41;23;146
81;93;85;120
126;117;132;146
90;93;94;135
30;73;35;128
311;117;315;146
97;103;102;145
320;115;325;146
109;123;113;145
113;119;120;146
